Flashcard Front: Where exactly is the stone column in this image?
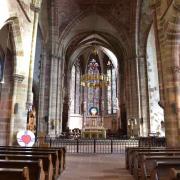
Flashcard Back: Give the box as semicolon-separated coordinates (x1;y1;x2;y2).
48;55;59;136
116;69;121;131
126;56;146;136
55;58;63;135
37;49;47;132
152;1;180;147
162;13;180;147
62;95;70;132
163;46;180;147
9;74;24;145
26;1;42;112
137;55;150;136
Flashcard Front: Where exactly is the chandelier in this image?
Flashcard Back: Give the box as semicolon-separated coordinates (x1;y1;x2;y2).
80;57;110;88
80;73;109;88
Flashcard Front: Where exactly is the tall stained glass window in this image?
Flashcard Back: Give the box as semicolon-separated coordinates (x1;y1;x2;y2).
87;58;100;115
107;60;117;114
70;62;81;114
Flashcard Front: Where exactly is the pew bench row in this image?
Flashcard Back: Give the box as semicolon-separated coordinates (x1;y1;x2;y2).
0;146;66;180
125;147;180;180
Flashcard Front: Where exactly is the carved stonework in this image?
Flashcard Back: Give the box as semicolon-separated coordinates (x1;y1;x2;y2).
13;74;25;83
168;66;180;74
174;0;180;10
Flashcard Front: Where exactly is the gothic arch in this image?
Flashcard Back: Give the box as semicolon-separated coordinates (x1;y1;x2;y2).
1;17;24;75
57;9;131;59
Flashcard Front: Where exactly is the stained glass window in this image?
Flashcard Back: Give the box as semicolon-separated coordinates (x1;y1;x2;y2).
75;66;80;114
87;58;100;115
107;60;117;114
70;63;81;114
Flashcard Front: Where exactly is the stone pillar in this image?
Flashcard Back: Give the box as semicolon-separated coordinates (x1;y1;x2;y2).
9;74;24;145
48;56;59;136
137;55;150;136
37;49;47;133
126;56;147;136
62;95;70;132
153;20;164;107
26;1;42;112
163;50;180;147
162;31;180;147
55;58;63;135
48;55;63;136
116;69;121;131
152;1;180;147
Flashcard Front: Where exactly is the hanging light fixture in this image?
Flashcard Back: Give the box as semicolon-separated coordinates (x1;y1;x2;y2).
80;45;110;89
80;73;110;88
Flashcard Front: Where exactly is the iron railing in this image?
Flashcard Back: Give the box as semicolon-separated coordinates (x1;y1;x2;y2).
35;137;166;154
36;137;139;154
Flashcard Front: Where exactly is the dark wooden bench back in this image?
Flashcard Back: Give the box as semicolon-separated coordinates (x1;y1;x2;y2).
0;159;45;180
0;146;65;174
0;154;53;180
169;168;180;180
0;167;29;180
0;150;59;177
150;160;180;180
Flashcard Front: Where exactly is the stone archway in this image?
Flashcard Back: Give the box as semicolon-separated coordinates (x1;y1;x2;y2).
61;30;130;136
0;24;15;145
2;18;25;145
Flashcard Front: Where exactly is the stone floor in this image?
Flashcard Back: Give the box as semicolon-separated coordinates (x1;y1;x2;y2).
59;154;134;180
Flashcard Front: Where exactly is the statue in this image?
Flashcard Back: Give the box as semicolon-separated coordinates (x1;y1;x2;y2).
27;107;36;133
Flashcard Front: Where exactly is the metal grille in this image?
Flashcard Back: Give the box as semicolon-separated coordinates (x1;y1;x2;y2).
42;138;139;154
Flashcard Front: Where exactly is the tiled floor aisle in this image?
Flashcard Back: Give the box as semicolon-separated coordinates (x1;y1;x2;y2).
59;154;134;180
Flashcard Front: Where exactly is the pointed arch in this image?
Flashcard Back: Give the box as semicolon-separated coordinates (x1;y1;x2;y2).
4;17;24;74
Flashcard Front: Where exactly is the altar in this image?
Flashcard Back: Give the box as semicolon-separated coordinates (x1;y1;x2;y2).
82;115;106;139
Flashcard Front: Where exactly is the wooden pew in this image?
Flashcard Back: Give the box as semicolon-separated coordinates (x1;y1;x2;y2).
150;160;180;180
0;154;53;180
0;149;60;177
125;147;167;169
133;151;180;179
128;148;180;173
139;155;180;180
23;147;66;172
0;146;66;173
0;167;29;180
169;168;180;180
0;159;45;180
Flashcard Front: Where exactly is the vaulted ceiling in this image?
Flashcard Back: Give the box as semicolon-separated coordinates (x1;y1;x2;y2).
51;0;140;60
55;0;137;34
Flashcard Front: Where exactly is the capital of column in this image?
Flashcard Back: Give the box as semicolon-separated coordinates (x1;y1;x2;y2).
50;54;60;60
174;0;180;11
30;5;40;13
125;55;146;62
149;0;161;9
169;66;180;74
30;0;42;13
138;55;146;62
13;74;25;83
125;55;137;62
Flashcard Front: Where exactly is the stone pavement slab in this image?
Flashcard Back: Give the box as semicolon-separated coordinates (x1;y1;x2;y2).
59;154;134;180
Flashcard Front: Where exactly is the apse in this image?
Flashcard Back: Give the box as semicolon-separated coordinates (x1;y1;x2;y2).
68;45;119;137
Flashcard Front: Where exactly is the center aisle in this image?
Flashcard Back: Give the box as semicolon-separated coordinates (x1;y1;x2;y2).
59;154;134;180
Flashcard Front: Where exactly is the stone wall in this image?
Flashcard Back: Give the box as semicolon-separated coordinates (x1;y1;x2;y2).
0;0;42;145
151;0;180;146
